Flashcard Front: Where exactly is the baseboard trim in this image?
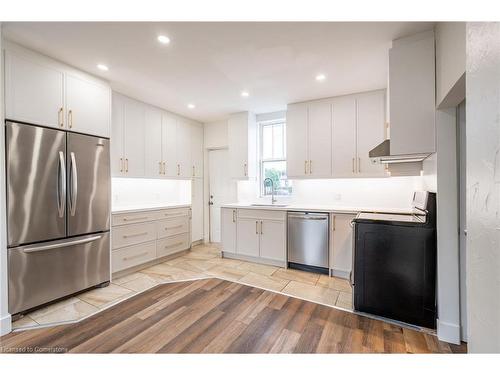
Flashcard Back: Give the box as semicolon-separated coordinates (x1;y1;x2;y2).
0;313;12;336
330;268;350;280
222;252;286;268
437;319;461;344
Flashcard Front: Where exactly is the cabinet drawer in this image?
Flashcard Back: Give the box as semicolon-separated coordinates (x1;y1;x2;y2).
112;222;157;249
157;208;190;219
157;233;190;258
238;209;286;221
112;241;156;273
157;217;189;239
112;210;159;226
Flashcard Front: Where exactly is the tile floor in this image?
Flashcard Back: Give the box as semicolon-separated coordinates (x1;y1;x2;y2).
12;243;353;330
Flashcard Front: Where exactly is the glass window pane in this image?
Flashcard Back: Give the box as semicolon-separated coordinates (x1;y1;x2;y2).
262;125;273;159
262;160;292;196
273;124;284;158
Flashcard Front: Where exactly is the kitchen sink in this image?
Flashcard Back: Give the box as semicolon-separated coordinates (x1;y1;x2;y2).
249;204;288;208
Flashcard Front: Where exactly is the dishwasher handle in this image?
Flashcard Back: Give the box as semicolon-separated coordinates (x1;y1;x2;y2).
288;214;328;220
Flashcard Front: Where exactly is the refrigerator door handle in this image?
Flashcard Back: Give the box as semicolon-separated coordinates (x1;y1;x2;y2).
57;151;66;218
22;235;103;253
69;152;78;216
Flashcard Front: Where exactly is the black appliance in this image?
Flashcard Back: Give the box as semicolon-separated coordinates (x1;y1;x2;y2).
352;191;437;329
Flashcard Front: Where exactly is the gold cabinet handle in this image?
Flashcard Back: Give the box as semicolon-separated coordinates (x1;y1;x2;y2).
123;232;148;238
332;216;336;231
123;216;149;222
162;162;166;175
58;107;64;127
358;157;361;173
192;165;195;177
123;252;148;261
309;160;312;174
260;220;263;235
125;158;129;173
120;158;123;172
255;221;258;234
304;160;308;174
352;158;355;173
159;161;162;175
232;210;236;223
165;225;183;231
68;109;73;129
164;242;183;249
244;163;248;177
177;164;180;176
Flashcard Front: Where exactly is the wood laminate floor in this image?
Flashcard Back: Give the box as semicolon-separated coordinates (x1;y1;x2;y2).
0;278;466;354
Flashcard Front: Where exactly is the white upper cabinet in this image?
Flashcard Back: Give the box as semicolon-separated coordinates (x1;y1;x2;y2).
287;89;387;179
122;96;146;177
389;30;436;155
5;50;64;129
144;107;163;177
4;45;110;137
111;94;125;176
332;95;357;177
307;100;332;177
190;124;204;178
356;90;386;177
65;73;110;137
176;118;192;178
286;103;309;178
228;112;257;179
162;112;177;178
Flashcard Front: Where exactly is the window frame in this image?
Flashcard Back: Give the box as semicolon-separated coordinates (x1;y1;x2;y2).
258;119;290;197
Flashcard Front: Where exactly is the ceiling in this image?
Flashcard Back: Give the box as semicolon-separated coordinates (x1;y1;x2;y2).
3;22;434;123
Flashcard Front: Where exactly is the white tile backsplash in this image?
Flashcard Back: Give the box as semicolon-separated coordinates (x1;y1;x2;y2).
237;176;427;210
112;178;191;209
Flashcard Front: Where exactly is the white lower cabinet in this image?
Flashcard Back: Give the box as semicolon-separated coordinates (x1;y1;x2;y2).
191;178;204;242
111;206;191;274
259;220;286;262
221;208;237;254
223;209;286;265
236;218;261;257
329;213;356;279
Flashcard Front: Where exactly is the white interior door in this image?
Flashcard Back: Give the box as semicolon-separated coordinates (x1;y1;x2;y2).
209;149;237;242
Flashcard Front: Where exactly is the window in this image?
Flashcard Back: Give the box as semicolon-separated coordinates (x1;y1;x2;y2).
259;120;292;196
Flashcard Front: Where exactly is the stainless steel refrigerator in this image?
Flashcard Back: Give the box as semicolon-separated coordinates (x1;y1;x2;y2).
5;121;111;316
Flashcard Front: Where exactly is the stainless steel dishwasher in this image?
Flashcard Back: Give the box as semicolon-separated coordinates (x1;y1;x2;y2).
287;212;329;274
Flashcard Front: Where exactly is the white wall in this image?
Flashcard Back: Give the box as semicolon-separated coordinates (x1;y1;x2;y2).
435;22;466;108
0;23;12;336
111;178;191;210
237;176;424;210
204;120;228;149
435;108;461;344
466;22;500;353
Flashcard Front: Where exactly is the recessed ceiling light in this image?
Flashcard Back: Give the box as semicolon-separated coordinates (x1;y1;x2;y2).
157;35;171;44
315;74;326;82
187;103;195;109
97;64;109;71
241;91;249;97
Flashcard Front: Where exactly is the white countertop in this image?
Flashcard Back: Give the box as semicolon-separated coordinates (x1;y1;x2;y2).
221;203;416;215
112;203;191;214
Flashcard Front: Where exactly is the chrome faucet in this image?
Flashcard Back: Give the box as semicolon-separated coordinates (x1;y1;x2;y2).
264;177;277;204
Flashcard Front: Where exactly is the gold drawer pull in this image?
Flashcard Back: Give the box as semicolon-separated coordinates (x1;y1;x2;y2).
123;252;149;261
123;232;148;238
123;216;149;221
165;225;183;230
164;212;184;216
164;242;183;249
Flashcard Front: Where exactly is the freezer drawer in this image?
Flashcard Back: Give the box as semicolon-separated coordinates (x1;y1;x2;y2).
8;232;110;315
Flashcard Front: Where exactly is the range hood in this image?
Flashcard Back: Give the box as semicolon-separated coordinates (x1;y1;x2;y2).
369;139;431;164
